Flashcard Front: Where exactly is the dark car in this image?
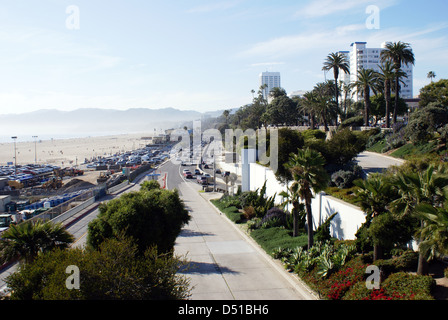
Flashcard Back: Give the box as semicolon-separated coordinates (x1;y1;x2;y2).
221;171;230;178
197;176;208;185
183;171;193;179
194;168;201;175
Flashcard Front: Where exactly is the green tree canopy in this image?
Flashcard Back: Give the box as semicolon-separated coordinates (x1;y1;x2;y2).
87;187;190;254
419;79;448;108
5;236;191;300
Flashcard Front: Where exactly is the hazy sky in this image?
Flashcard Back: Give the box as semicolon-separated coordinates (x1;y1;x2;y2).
0;0;446;114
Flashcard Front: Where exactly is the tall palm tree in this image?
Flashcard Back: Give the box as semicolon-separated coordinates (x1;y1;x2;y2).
284;148;329;248
301;91;317;129
353;174;395;261
378;61;407;128
352;68;381;127
380;41;415;124
390;164;448;275
0;219;74;264
322;52;350;113
427;71;436;83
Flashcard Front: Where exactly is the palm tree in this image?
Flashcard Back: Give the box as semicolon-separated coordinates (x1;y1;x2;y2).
353;174;395;261
301;91;318;129
390;165;448;275
378;61;407;128
352;68;381;127
322;52;350;113
427;71;436;83
415;202;448;264
380;41;415;124
284;148;329;248
0;219;74;264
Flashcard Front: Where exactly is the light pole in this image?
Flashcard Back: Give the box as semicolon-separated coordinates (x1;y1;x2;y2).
33;135;38;164
11;136;17;176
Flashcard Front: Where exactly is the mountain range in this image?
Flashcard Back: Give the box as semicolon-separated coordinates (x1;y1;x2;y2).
0;107;226;139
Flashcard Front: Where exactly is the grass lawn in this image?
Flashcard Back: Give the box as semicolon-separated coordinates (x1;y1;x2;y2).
210;199;244;223
250;227;308;255
390;141;438;159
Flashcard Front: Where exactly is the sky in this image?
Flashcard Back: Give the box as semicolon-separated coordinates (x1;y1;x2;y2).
0;0;447;115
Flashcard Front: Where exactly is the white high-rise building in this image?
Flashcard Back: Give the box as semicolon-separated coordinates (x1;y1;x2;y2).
259;72;281;100
349;42;413;101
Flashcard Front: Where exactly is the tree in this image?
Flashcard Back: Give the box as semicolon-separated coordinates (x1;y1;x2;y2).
285;148;329;248
427;71;436;83
0;219;74;265
222;109;231;124
378;61;407;128
419;79;448;108
352;68;381;127
390;165;448;275
265;95;300;126
5;236;191;300
415;202;448;263
272;128;305;183
353;174;396;261
380;41;415;124
322;52;350;115
87;187;190;254
405;103;448;143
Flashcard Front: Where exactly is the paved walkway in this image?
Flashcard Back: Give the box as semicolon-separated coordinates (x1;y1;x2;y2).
174;181;317;300
356;151;405;174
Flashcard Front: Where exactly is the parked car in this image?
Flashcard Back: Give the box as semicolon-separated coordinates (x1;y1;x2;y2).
221;171;230;178
215;168;221;174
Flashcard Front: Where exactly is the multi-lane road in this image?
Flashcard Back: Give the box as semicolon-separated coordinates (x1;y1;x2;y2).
0;153;316;300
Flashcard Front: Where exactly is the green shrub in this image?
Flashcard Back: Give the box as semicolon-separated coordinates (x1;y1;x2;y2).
382;272;435;300
211;200;244;223
344;271;435;300
251;227;307;255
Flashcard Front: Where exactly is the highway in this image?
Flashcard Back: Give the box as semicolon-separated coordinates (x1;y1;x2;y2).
0;150;316;300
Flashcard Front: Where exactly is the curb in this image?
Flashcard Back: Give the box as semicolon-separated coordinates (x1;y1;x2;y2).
200;192;320;301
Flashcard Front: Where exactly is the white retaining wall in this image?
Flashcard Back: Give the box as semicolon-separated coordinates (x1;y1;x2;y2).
248;162;366;240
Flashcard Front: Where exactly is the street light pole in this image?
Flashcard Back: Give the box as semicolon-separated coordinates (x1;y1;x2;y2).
11;136;17;176
33;135;38;164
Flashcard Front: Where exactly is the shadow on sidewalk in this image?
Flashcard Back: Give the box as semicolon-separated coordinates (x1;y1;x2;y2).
179;261;239;275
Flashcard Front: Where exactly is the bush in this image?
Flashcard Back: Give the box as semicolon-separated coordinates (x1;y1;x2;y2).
344;271;435;300
87;188;190;254
212;200;244;223
251;227;308;255
339;115;364;129
6;236;191;300
261;207;287;228
314;213;337;243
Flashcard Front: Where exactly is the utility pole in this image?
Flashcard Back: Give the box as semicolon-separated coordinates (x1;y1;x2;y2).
213;155;216;192
11;136;17;176
33;135;38;164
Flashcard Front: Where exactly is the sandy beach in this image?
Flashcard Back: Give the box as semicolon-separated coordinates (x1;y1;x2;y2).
0;133;154;167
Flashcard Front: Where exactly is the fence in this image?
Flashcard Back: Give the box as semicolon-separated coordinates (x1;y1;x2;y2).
28;186;105;223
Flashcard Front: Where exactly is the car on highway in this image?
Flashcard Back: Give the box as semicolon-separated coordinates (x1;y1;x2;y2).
197;176;208;185
194;168;201;175
183;171;193;179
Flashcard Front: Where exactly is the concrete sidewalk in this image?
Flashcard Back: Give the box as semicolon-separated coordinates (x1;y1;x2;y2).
174;182;317;300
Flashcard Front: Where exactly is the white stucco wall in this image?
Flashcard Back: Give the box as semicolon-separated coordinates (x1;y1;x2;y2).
248;162;367;240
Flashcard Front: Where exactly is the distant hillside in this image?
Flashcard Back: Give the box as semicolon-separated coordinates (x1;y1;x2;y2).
0;107;207;138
